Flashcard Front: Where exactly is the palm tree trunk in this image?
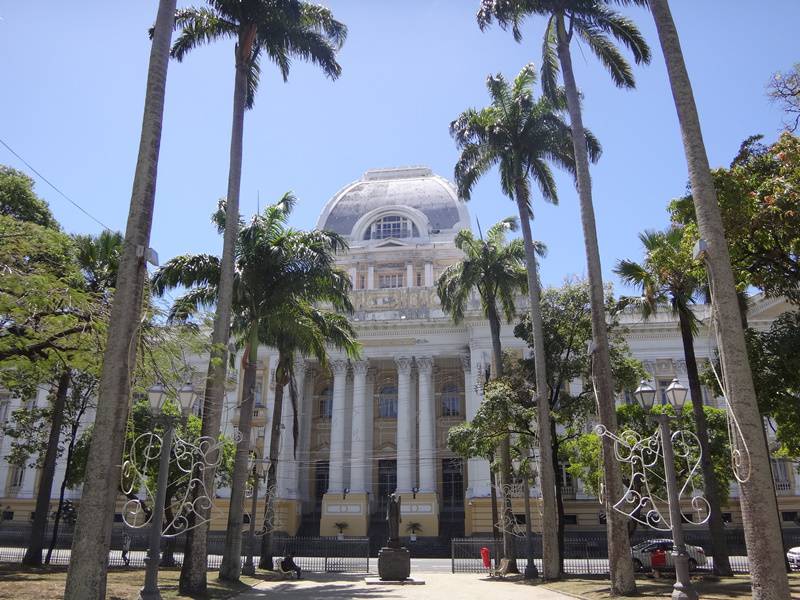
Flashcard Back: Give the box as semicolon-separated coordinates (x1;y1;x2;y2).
487;303;518;573
514;186;558;580
219;327;259;581
259;360;286;570
488;464;501;568
554;17;636;594
179;25;253;595
677;308;732;576
24;369;69;566
551;420;565;575
648;2;790;597
63;5;176;597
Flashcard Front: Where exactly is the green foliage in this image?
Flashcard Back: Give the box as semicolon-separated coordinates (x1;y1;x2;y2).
476;0;651;99
670;132;800;304
170;0;347;109
0;166;59;229
745;310;800;456
447;377;536;472
0;214;105;367
450;64;599;210
564;404;733;505
615;226;703;325
437;216;535;325
69;399;235;507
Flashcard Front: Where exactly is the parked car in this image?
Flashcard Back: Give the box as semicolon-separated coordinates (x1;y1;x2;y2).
631;538;707;572
788;546;800;570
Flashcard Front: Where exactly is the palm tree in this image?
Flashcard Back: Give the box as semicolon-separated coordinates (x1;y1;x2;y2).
166;3;346;592
646;2;791;596
258;301;359;569
437;217;539;573
63;2;177;597
450;64;599;579
152;195;357;581
477;2;649;591
615;226;732;575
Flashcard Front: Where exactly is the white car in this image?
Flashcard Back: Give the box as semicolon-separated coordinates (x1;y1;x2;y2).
631;538;708;572
788;546;800;570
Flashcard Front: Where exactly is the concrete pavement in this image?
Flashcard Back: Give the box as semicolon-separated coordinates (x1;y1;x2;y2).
232;572;573;599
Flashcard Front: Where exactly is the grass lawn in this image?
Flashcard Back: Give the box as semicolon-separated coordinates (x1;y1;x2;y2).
542;572;800;599
0;564;279;600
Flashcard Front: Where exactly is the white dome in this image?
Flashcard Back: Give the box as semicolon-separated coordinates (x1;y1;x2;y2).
316;167;470;240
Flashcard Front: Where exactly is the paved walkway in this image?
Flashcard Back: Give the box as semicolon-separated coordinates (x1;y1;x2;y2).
233;573;572;599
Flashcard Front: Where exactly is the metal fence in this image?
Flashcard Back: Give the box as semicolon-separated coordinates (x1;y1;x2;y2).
451;528;800;575
0;524;369;573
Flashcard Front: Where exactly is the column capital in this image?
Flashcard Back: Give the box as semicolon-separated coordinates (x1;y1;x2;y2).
330;359;349;377
352;359;370;376
394;356;413;375
460;353;471;373
416;356;433;374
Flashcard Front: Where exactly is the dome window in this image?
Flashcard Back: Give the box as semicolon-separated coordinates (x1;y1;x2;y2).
364;215;419;240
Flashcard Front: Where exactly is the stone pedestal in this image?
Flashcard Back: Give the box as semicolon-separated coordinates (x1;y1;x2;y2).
398;492;439;537
378;546;411;581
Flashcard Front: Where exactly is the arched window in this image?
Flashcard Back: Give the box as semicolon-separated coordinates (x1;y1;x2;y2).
378;384;398;418
318;386;332;419
441;382;461;417
363;215;419;240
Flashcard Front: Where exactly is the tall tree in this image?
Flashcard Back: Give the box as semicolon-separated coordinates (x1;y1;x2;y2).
768;63;800;133
478;1;649;591
153;195;357;581
63;2;177;597
646;1;791;597
166;3;346;591
615;226;733;575
450;64;599;579
0;166;59;229
670;132;800;306
513;279;645;573
259;301;359;569
437;217;536;572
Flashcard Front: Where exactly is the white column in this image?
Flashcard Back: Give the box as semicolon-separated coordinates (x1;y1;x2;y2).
327;359;349;493
464;352;491;497
417;356;436;492
367;265;375;290
364;370;375;503
424;262;434;287
298;366;315;509
395;356;414;493
349;360;370;492
348;266;357;287
0;397;21;494
406;263;414;288
277;359;306;499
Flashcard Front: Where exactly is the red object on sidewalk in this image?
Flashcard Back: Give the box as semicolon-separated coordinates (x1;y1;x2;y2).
651;548;667;569
480;546;491;568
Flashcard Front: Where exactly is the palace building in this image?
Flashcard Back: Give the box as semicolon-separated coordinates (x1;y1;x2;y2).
1;166;798;542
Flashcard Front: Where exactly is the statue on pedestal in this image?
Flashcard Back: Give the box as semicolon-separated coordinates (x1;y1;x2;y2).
377;492;411;581
386;493;401;549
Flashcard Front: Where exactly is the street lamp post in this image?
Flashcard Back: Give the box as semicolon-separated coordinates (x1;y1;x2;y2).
138;383;197;600
242;435;266;577
633;378;697;600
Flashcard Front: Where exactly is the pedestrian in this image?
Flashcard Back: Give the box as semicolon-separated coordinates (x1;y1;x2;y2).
122;532;131;567
280;552;301;579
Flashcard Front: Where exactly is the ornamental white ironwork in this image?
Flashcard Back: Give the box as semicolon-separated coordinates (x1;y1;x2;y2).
120;430;224;537
594;423;711;532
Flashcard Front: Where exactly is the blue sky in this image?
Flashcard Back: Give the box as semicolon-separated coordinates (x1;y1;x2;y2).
1;1;797;295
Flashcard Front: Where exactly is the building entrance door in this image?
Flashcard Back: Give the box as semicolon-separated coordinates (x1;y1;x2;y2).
442;458;464;514
376;459;397;515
